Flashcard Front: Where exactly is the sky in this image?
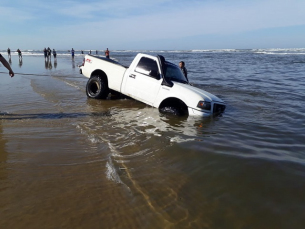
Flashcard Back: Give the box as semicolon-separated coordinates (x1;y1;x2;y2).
1;0;305;50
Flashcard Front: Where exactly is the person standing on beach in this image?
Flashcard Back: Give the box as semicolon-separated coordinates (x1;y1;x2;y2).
53;49;57;59
179;61;188;82
71;48;75;58
7;48;11;59
47;47;52;60
17;49;22;60
0;54;14;77
43;48;48;60
105;48;110;59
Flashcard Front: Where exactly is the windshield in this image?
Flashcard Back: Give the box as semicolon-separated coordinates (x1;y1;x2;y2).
163;62;188;83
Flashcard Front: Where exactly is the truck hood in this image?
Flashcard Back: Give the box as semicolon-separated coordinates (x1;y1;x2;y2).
173;82;224;103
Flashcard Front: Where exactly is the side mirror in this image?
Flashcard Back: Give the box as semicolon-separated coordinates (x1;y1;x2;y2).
149;70;159;79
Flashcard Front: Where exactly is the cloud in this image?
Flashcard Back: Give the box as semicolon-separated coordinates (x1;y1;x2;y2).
0;6;34;22
55;0;175;18
49;0;305;39
1;0;304;49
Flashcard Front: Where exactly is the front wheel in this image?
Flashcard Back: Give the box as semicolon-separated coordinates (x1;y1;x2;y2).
159;106;183;116
86;76;109;99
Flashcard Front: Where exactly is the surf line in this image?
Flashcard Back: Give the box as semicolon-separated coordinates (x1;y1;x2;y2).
0;71;51;77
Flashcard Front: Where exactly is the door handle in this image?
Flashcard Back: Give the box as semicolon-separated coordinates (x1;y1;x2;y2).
129;74;136;78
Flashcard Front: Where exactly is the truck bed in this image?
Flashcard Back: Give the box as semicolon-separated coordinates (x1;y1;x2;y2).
82;55;128;92
90;55;129;68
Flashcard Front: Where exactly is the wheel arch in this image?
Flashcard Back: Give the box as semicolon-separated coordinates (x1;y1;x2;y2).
91;69;108;86
158;97;189;116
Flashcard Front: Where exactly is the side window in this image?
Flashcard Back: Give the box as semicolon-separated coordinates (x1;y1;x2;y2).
135;57;159;78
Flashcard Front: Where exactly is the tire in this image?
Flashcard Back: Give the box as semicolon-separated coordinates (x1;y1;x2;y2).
86;76;109;99
159;106;182;116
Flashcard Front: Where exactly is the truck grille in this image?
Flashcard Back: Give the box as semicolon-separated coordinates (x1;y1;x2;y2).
213;103;226;114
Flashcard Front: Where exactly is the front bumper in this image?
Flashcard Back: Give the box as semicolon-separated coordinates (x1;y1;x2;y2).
188;107;211;117
188;103;226;117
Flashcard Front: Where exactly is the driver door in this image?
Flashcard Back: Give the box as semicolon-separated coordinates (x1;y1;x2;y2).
123;57;162;106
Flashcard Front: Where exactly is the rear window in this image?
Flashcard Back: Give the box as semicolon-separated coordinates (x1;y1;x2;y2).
135;57;159;76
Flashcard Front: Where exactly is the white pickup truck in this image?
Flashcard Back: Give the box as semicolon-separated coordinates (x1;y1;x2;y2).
79;53;225;116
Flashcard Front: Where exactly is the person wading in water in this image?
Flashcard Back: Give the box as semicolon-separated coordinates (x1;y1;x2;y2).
105;48;110;59
179;61;188;82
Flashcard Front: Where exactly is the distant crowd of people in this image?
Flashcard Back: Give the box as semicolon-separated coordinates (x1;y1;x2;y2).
76;48;110;59
43;47;57;61
0;47;112;78
5;48;111;60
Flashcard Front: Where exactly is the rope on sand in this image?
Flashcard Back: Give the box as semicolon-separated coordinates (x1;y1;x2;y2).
0;71;51;76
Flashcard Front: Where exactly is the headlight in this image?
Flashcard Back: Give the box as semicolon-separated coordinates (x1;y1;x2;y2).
197;101;211;110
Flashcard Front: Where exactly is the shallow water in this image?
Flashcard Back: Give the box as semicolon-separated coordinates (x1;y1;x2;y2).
1;50;305;229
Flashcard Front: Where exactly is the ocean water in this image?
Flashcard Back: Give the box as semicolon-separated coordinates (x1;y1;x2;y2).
0;49;305;229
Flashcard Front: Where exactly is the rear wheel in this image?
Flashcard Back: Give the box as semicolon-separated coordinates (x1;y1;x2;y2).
86;76;109;99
